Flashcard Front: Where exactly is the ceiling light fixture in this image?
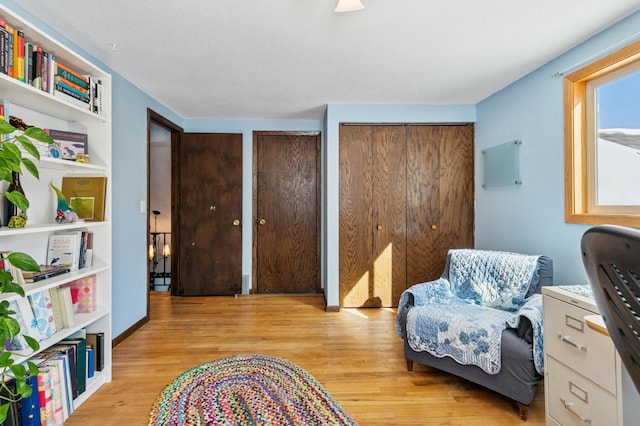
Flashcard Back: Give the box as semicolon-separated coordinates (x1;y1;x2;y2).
335;0;364;13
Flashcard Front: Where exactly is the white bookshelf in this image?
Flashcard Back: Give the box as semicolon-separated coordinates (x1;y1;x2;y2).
0;3;112;413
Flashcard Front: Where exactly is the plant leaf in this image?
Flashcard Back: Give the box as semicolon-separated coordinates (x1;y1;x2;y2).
1;142;21;159
21;158;39;180
5;191;28;213
9;363;25;379
26;361;38;377
0;120;16;135
0;402;9;423
24;335;39;352
0;281;24;297
15;136;40;161
16;379;31;399
24;127;53;144
0;149;21;173
6;253;39;272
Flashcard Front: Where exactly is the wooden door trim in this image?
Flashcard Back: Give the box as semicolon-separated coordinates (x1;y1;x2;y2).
252;131;321;294
147;109;183;312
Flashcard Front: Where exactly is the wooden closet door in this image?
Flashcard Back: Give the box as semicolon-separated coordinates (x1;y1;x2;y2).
406;125;474;287
371;126;407;307
438;125;474;251
339;125;374;307
406;126;441;286
339;125;406;308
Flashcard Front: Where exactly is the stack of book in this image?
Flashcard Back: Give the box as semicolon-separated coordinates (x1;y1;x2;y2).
0;16;103;116
3;329;106;425
53;63;103;115
22;265;70;283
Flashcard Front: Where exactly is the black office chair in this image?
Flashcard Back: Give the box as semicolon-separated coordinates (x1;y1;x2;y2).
581;225;640;393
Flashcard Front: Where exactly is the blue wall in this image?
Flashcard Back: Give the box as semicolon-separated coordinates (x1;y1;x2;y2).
475;11;640;285
7;0;640;339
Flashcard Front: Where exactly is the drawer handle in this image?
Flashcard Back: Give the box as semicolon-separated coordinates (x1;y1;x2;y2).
561;397;592;423
558;334;587;352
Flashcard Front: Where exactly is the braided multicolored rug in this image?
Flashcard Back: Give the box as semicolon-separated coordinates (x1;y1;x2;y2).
148;354;359;425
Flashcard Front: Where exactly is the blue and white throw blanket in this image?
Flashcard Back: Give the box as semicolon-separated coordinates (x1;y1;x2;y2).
396;250;545;375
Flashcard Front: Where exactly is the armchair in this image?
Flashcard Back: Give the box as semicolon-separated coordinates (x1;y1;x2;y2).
396;249;553;420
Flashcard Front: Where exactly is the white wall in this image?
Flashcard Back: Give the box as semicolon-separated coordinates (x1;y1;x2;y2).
475;10;640;285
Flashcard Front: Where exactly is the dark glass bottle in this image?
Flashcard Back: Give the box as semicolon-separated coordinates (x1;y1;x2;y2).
3;171;24;226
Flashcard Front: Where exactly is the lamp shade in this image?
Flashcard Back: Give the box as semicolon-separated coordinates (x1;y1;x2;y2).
335;0;364;12
162;243;171;258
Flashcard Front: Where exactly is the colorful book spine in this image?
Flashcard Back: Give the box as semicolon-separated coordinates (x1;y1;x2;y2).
5;22;13;78
13;28;24;82
55;81;90;103
18;375;41;426
54;75;89;94
42;361;64;425
55;63;89;89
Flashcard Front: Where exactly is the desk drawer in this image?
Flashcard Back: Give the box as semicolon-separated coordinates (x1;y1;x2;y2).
547;357;617;426
543;294;616;393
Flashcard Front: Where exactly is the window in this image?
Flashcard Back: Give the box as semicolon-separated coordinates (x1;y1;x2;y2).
565;39;640;227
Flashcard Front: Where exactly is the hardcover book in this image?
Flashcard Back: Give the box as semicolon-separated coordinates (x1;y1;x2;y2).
44;128;88;160
17;375;41;426
61;176;106;221
28;290;58;340
47;232;82;271
11;296;42;345
69;274;97;313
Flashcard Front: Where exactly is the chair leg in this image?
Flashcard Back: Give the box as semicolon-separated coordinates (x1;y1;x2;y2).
517;403;529;421
405;358;414;372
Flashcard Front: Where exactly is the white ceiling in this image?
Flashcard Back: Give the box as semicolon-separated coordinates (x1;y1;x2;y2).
14;0;640;120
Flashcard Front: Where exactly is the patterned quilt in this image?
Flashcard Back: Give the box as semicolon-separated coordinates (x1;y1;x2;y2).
396;250;544;375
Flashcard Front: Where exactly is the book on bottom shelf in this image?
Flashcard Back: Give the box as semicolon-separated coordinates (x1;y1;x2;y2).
0;381;20;426
60;330;87;397
86;332;104;371
17;375;41;426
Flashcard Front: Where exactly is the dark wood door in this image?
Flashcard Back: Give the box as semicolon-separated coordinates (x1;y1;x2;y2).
176;133;243;296
339;125;407;307
254;132;320;293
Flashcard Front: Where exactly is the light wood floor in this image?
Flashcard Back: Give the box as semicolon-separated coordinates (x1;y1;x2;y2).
66;292;545;425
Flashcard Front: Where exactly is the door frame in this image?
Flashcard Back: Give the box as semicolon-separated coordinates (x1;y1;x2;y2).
146;109;183;307
252;131;322;293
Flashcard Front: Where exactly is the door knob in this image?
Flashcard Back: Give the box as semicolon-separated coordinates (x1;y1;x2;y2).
259;218;266;225
431;224;437;230
377;224;383;230
232;219;240;226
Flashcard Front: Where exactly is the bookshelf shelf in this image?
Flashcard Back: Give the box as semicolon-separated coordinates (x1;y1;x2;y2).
0;3;112;421
0;220;107;236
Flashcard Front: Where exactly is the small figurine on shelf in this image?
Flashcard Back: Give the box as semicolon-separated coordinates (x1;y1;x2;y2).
50;182;78;223
55;209;66;224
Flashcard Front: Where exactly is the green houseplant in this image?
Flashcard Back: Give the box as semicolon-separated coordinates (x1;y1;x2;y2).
0;118;54;422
